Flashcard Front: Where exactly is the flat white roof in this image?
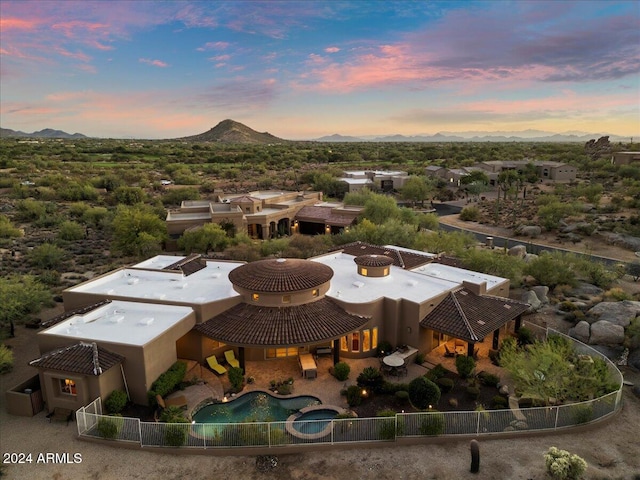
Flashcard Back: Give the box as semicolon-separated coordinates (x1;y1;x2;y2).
42;300;194;347
410;262;507;290
68;255;242;304
339;178;373;185
311;252;460;303
166;212;211;221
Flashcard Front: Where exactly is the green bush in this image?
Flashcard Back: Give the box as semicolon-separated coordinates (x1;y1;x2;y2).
544;447;587;480
159;405;186;423
571;404;593;424
459;206;480;221
346;385;362;407
97;415;123;440
0;215;22;238
466;386;480;400
164;421;190;447
414;352;425;365
228;367;244;392
148;361;187;407
395;390;409;402
356;366;384;392
408;377;441;410
419;410;445;435
492;395;508;409
29;243;64;269
517;327;534;346
377;340;393;356
104;390;128;414
376;409;399;440
58;221;85;241
0;344;14;374
436;377;454;393
425;363;448;381
333;361;350;381
455;355;476;378
478;372;500;387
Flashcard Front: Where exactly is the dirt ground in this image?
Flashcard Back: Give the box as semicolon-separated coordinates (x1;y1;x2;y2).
439;213;639;264
2;308;640;480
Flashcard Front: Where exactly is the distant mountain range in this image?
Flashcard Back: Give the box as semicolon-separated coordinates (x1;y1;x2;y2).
178;119;286;144
1;121;632;143
314;131;632;143
0;128;87;139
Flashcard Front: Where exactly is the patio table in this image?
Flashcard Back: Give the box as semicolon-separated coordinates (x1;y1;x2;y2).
382;355;404;367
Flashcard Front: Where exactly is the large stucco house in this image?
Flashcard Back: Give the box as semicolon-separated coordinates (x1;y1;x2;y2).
24;243;528;412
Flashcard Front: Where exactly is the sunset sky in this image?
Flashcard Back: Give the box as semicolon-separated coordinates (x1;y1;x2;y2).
1;0;639;140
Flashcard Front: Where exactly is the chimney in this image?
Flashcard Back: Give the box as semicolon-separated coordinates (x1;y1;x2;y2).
462;280;487;296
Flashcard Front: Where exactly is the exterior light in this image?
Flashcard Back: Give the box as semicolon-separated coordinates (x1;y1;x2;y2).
222;396;228;403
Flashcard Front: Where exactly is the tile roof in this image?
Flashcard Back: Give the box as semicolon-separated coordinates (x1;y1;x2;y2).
353;254;394;268
230;195;260;203
41;300;112;328
162;253;206;276
294;206;357;227
228;258;333;293
195;298;369;347
431;255;465;269
420;288;530;343
29;342;124;376
337;242;433;269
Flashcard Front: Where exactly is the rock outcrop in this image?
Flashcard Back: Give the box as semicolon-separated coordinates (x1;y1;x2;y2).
587;300;640;328
589;320;625;346
569;320;591;344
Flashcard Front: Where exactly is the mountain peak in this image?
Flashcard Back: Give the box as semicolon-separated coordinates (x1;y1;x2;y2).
180;119;286;144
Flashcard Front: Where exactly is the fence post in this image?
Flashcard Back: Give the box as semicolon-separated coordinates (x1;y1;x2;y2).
395;415;398;441
331;420;334;445
554;406;560;429
268;423;271;448
138;418;143;447
476;411;481;435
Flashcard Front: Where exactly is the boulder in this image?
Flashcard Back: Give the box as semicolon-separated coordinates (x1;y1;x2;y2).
522;290;541;312
523;253;539;263
569;321;590;344
589;344;625;362
531;286;549;305
628;349;640;371
508;244;527;258
588;320;625;346
517;225;542;238
587;300;640;328
568;282;604;300
499;384;509;396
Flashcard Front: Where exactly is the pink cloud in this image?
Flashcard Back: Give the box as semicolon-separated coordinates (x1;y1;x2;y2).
54;47;91;63
324;47;340;54
0;17;39;30
208;54;231;62
139;58;169;68
197;41;230;51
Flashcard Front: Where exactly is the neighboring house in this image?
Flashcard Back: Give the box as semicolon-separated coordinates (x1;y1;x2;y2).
166;190;324;240
24;245;528;411
339;170;410;192
612;151;640;166
477;160;577;182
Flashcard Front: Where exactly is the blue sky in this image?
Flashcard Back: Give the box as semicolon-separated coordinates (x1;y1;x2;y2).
1;0;638;139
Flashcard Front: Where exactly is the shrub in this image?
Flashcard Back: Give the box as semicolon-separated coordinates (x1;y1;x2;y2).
544;447;587;480
0;215;22;238
414;352;425;365
356;366;384;392
426;363;448;381
228;367;244;392
604;287;631;301
517;327;534;346
29;243;64;269
277;382;292;395
455;355;476;378
488;349;500;366
97;415;123;440
419;410;445;436
376;409;399;440
408;377;441;410
104;390;128;414
459;206;480;221
492;395;508;409
478;372;500;387
164;421;190;447
148;361;187;407
58;221;85;241
466;386;480;400
572;404;593;424
333;361;350;381
346;385;362;407
395;390;409;402
0;345;14;374
436;377;454;393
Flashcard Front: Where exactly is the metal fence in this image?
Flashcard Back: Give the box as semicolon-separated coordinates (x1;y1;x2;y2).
75;328;624;450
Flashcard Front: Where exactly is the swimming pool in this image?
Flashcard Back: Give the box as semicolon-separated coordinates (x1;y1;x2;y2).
192;391;321;424
292;408;340;434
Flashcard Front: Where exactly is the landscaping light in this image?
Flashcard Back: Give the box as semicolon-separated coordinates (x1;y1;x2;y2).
223;396;228;402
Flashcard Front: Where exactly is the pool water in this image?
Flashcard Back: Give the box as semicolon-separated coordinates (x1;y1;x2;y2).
192;391;321;423
292;409;339;434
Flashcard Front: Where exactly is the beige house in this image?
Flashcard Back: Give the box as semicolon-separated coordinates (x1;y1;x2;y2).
477;160;577;182
20;245;528;412
166;190;324;240
339;170;410;192
612;151;640;165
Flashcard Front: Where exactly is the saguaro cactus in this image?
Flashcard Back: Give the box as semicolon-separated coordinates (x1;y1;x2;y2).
470;439;480;473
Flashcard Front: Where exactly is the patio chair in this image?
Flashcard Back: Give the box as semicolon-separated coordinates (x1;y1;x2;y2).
206;355;227;375
47;407;73;426
224;350;240;369
444;344;455;358
156;394;187;410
